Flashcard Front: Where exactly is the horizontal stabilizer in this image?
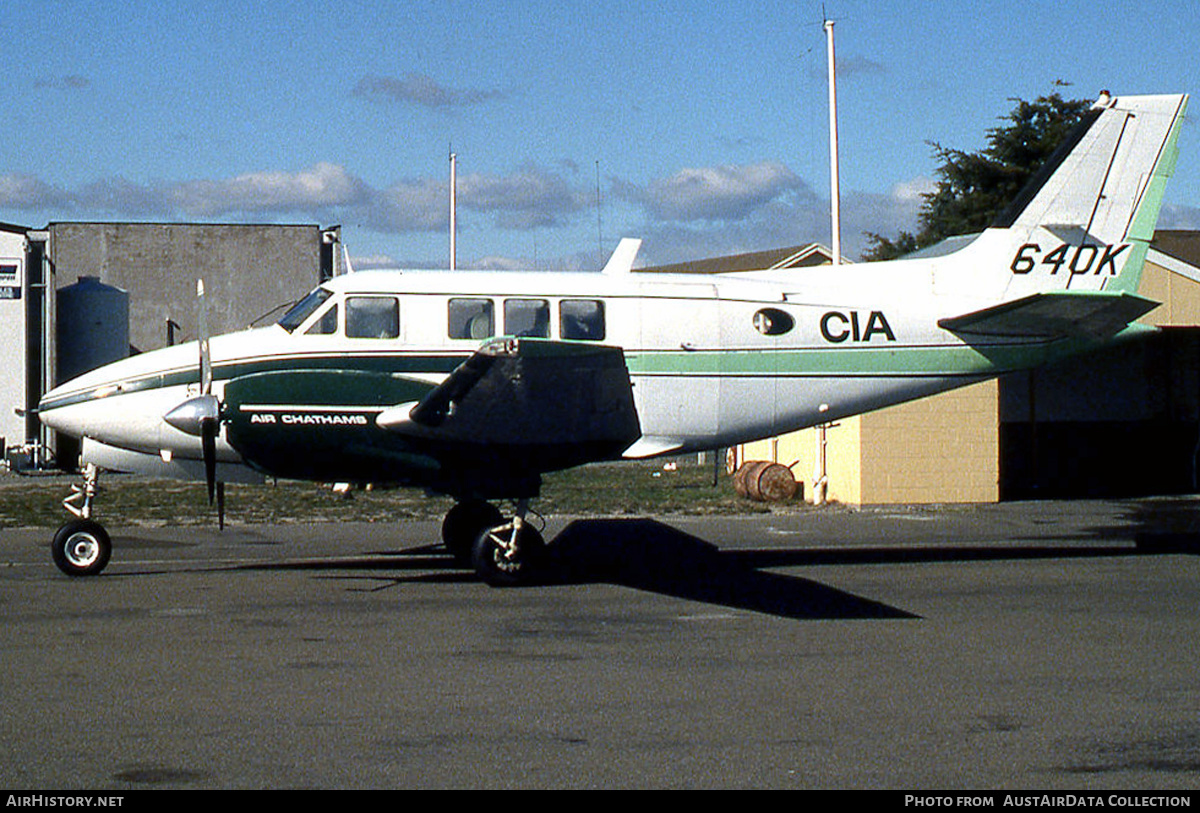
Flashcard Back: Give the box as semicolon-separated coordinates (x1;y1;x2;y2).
938;291;1159;340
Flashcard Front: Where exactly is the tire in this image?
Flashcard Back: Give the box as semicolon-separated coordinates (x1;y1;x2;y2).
471;522;545;587
51;520;112;577
442;500;503;564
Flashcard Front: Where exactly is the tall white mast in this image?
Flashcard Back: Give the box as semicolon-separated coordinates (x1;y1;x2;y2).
449;150;458;271
825;17;841;266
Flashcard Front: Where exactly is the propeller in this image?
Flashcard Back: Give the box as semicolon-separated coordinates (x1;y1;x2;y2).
197;278;217;505
163;278;223;523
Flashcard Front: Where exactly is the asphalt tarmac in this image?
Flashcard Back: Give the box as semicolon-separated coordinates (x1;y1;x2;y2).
3;498;1200;790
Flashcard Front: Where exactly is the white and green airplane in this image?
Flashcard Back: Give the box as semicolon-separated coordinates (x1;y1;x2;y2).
37;92;1188;585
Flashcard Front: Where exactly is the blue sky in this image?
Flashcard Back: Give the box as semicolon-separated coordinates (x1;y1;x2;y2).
2;0;1199;270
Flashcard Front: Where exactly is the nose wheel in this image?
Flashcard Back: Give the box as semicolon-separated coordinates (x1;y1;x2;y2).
51;519;112;577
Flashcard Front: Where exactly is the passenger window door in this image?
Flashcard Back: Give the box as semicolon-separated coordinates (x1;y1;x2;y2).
504;298;549;337
448;298;494;339
560;299;605;340
346;296;400;339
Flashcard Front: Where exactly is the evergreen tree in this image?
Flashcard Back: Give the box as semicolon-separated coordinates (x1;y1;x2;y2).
862;92;1093;261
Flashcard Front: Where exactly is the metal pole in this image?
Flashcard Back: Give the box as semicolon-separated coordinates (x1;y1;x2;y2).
825;18;841;267
449;151;457;271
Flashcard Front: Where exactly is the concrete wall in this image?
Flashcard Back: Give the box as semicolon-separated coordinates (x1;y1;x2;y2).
48;223;323;355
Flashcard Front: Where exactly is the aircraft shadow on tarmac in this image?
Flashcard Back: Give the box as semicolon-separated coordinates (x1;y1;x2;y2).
232;513;1200;622
541;519;918;621
234;518;917;620
534;517;1195;621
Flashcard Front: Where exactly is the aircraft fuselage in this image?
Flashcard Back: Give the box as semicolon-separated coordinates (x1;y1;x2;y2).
37;255;1105;498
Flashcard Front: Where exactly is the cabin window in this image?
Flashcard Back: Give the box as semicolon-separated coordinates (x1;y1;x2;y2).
346;296;400;339
279;287;332;332
560;299;605;340
753;307;794;336
504;299;550;338
449;298;494;340
305;303;339;336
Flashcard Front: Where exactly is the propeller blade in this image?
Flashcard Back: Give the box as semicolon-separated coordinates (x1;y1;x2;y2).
197;279;212;395
201;416;217;505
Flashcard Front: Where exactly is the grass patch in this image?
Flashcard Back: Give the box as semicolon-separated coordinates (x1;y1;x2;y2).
0;460;798;529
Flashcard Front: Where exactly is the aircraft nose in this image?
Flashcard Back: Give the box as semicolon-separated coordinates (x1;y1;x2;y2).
37;384;88;437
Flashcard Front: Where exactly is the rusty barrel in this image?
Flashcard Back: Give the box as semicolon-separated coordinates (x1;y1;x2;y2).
733;461;798;502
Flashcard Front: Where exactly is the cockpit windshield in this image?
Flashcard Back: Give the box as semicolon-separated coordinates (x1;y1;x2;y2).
278;287;333;332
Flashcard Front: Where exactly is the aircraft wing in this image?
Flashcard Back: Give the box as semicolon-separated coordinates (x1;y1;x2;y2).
378;337;641;454
938;290;1159;340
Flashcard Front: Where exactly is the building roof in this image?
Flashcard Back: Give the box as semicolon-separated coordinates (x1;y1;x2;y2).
1151;230;1200;268
637;243;836;274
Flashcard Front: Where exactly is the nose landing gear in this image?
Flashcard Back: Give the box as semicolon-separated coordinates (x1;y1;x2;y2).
51;464;113;577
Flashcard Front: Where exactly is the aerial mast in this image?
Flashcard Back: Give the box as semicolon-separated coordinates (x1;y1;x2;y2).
825;15;841;266
449;149;458;271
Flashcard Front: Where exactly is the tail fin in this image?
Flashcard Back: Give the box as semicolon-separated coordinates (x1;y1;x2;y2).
938;93;1187;341
991;92;1188;297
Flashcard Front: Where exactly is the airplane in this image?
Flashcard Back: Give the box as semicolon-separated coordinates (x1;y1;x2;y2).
36;91;1189;586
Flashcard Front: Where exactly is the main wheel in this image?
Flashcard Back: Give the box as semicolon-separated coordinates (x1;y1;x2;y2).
471;522;546;587
442;500;503;564
51;520;112;577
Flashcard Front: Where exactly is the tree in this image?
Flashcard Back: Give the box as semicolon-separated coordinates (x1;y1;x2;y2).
862;92;1093;261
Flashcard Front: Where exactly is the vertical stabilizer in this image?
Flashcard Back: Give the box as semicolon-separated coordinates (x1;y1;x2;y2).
954;93;1188;300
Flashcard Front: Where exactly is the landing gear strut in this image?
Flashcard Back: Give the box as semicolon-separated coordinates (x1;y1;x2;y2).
471;499;547;587
51;464;113;577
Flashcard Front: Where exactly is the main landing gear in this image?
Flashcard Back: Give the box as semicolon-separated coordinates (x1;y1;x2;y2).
441;498;547;587
51;463;113;577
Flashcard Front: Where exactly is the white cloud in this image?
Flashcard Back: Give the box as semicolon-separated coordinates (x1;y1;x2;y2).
889;175;937;204
624;162;811;223
0;174;72;209
367;177;448;233
352;73;504;109
633;180;927;265
805;54;887;82
457;164;589;229
0;160;929;267
170;162;370;217
33;75;91;90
